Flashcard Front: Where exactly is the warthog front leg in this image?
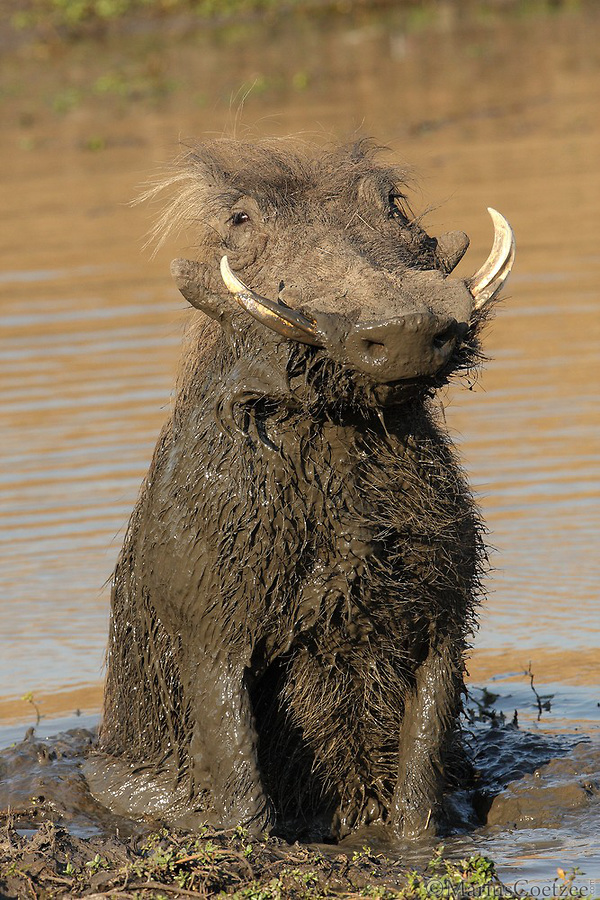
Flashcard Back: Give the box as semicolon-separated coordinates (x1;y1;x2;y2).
186;656;274;832
392;638;463;838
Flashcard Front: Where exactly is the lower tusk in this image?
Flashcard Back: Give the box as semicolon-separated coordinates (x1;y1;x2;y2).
220;256;323;346
467;208;516;310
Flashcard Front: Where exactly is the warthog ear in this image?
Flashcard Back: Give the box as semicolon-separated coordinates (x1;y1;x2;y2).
171;258;232;323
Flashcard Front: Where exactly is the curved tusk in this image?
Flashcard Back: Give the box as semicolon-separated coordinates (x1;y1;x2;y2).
467;208;516;310
220;256;323;346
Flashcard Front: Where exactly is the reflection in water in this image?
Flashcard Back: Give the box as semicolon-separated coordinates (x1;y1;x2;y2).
0;1;599;879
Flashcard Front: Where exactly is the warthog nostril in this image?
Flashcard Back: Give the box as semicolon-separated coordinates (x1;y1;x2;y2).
362;339;387;361
432;325;457;350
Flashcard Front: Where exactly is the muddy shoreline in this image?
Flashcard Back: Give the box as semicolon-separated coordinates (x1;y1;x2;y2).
0;815;511;899
1;694;598;896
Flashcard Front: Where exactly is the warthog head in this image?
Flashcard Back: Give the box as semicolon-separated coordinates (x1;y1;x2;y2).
153;139;514;412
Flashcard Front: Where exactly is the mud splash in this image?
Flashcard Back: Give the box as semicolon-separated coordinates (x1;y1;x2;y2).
1;705;598;890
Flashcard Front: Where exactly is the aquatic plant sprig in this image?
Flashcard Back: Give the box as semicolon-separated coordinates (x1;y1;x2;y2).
20;691;43;727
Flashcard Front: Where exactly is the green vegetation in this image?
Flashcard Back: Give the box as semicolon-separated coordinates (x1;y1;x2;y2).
9;0;580;42
10;0;394;39
0;814;588;899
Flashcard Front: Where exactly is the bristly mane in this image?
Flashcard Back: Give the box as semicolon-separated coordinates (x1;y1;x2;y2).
142;138;424;255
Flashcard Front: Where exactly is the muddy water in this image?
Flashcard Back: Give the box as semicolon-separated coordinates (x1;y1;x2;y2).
1;1;599;883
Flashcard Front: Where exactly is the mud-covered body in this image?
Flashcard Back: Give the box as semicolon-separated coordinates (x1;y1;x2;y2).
92;139;513;841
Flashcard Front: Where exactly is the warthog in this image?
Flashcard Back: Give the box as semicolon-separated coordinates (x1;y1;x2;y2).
86;139;515;841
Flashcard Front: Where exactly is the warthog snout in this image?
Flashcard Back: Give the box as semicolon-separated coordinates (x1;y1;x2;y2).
344;313;465;382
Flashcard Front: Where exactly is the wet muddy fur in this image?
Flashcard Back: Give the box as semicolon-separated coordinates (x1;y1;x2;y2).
92;139;491;842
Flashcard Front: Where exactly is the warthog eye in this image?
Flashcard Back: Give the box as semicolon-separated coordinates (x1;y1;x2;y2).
231;211;250;225
388;191;409;223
